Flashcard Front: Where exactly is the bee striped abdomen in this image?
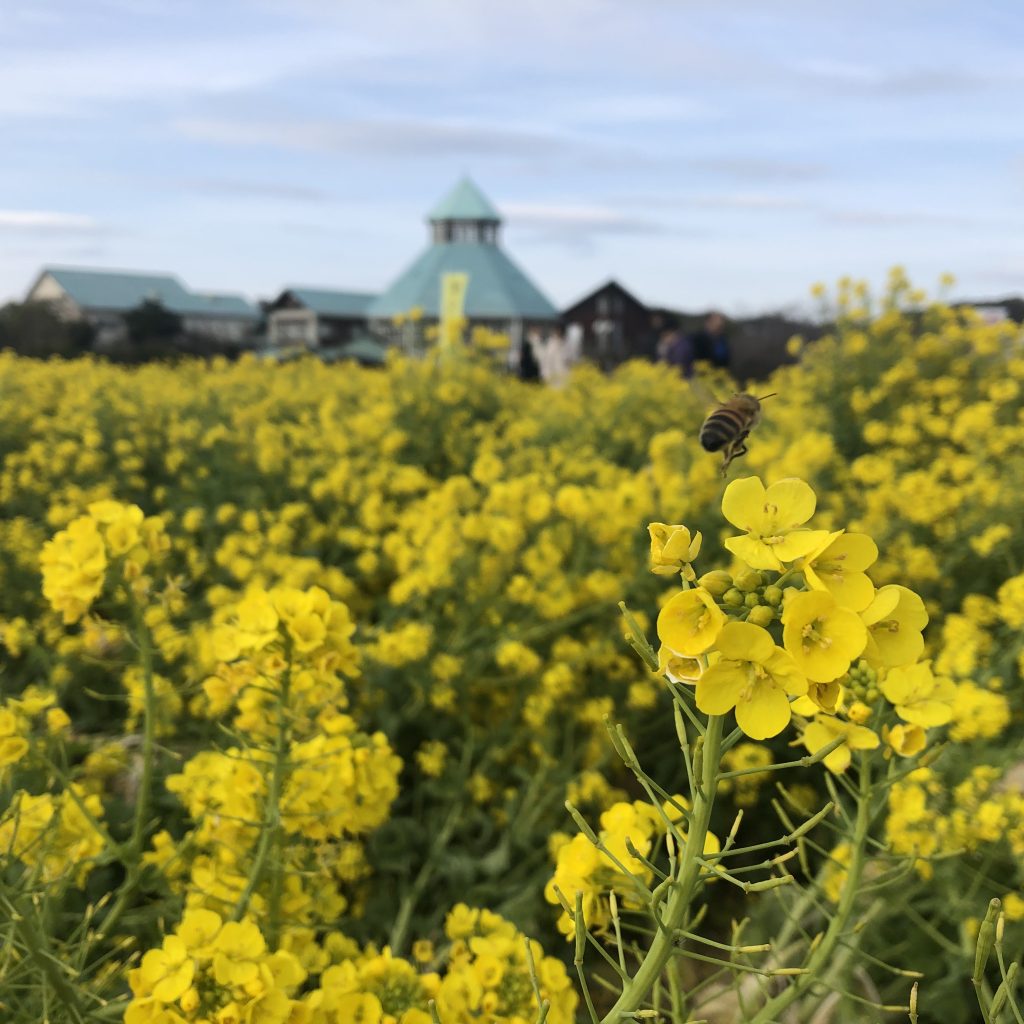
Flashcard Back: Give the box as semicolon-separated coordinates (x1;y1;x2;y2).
700;409;746;452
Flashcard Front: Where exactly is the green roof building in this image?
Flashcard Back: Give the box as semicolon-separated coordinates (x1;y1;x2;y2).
368;179;558;334
26;266;259;346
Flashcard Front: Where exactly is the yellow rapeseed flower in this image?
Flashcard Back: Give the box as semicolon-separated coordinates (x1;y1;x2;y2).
861;585;928;668
782;591;867;682
695;621;807;739
648;523;702;579
798;531;878;612
722;477;830;571
884;722;927;757
881;662;956;727
800;716;879;773
657;587;725;656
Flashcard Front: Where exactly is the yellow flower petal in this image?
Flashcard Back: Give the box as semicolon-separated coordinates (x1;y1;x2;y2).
721;476;766;531
724;534;783;571
714;621;775;663
695;663;749;716
735;683;792;740
763;478;817;528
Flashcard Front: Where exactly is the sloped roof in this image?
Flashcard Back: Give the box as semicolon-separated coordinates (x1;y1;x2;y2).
42;267;192;310
175;293;259;318
38;266;259;319
368;242;557;320
562;279;648;317
280;287;377;318
428;177;502;222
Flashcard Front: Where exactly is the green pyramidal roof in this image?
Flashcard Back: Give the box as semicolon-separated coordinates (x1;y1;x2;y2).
428;177;502;222
368;242;557;321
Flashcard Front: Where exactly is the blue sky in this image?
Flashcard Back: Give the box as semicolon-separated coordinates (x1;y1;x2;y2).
2;0;1022;314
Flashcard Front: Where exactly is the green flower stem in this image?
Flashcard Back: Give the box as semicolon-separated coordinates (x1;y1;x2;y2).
598;714;725;1024
128;594;157;857
3;890;87;1024
716;736;845;779
748;752;874;1024
86;594;159;953
233;657;292;941
388;798;462;955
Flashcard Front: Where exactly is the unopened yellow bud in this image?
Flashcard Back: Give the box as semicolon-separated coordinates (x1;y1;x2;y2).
698;570;733;597
747;605;775;628
735;569;763;593
847;701;872;724
723;588;745;608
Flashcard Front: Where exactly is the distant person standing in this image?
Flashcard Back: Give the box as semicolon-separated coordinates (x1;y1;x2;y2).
539;327;572;387
565;322;584;365
690;311;731;369
518;330;542;382
658;319;695;377
635;311;663;362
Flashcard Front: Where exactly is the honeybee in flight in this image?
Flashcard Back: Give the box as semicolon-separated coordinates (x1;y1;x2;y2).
699;391;776;476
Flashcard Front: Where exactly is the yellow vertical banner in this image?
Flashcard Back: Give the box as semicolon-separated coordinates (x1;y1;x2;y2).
439;272;469;349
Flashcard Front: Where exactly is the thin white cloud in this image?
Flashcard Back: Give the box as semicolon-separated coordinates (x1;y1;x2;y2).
794;58;993;95
821;208;979;227
0;31;387;116
178;178;331;202
174;116;573;157
691;193;811;210
688;157;830;182
500;202;663;234
0;210;99;231
559;94;716;124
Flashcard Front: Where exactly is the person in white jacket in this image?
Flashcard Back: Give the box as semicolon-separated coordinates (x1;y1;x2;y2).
537;328;571;387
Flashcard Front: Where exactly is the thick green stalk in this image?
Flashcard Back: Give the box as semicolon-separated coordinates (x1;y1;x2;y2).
233;660;292;943
748;753;873;1024
599;715;725;1024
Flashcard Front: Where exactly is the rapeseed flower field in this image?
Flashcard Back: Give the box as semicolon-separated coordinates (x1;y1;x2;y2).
2;271;1024;1023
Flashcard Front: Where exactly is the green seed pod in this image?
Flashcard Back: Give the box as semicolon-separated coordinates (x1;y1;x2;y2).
747;605;775;627
974;898;1001;986
990;961;1018;1018
735;569;763;593
723;588;745;608
699;570;733;597
763;585;783;606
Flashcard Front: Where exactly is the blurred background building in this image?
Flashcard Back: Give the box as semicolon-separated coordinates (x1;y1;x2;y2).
368;177;558;353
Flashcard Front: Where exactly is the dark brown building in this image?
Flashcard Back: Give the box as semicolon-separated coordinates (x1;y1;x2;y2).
561;280;662;370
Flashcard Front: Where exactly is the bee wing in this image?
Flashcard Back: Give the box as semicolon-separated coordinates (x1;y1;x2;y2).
688;376;723;410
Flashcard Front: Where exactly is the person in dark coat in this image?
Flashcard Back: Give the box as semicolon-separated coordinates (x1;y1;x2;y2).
518;330;542;381
658;318;695;377
689;311;731;369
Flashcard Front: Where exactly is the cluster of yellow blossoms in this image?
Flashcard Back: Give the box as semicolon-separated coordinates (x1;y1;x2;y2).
126;905;575;1024
165;583;401;929
545;796;717;937
40;499;170;622
127;910;305;1024
653;477;945;763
